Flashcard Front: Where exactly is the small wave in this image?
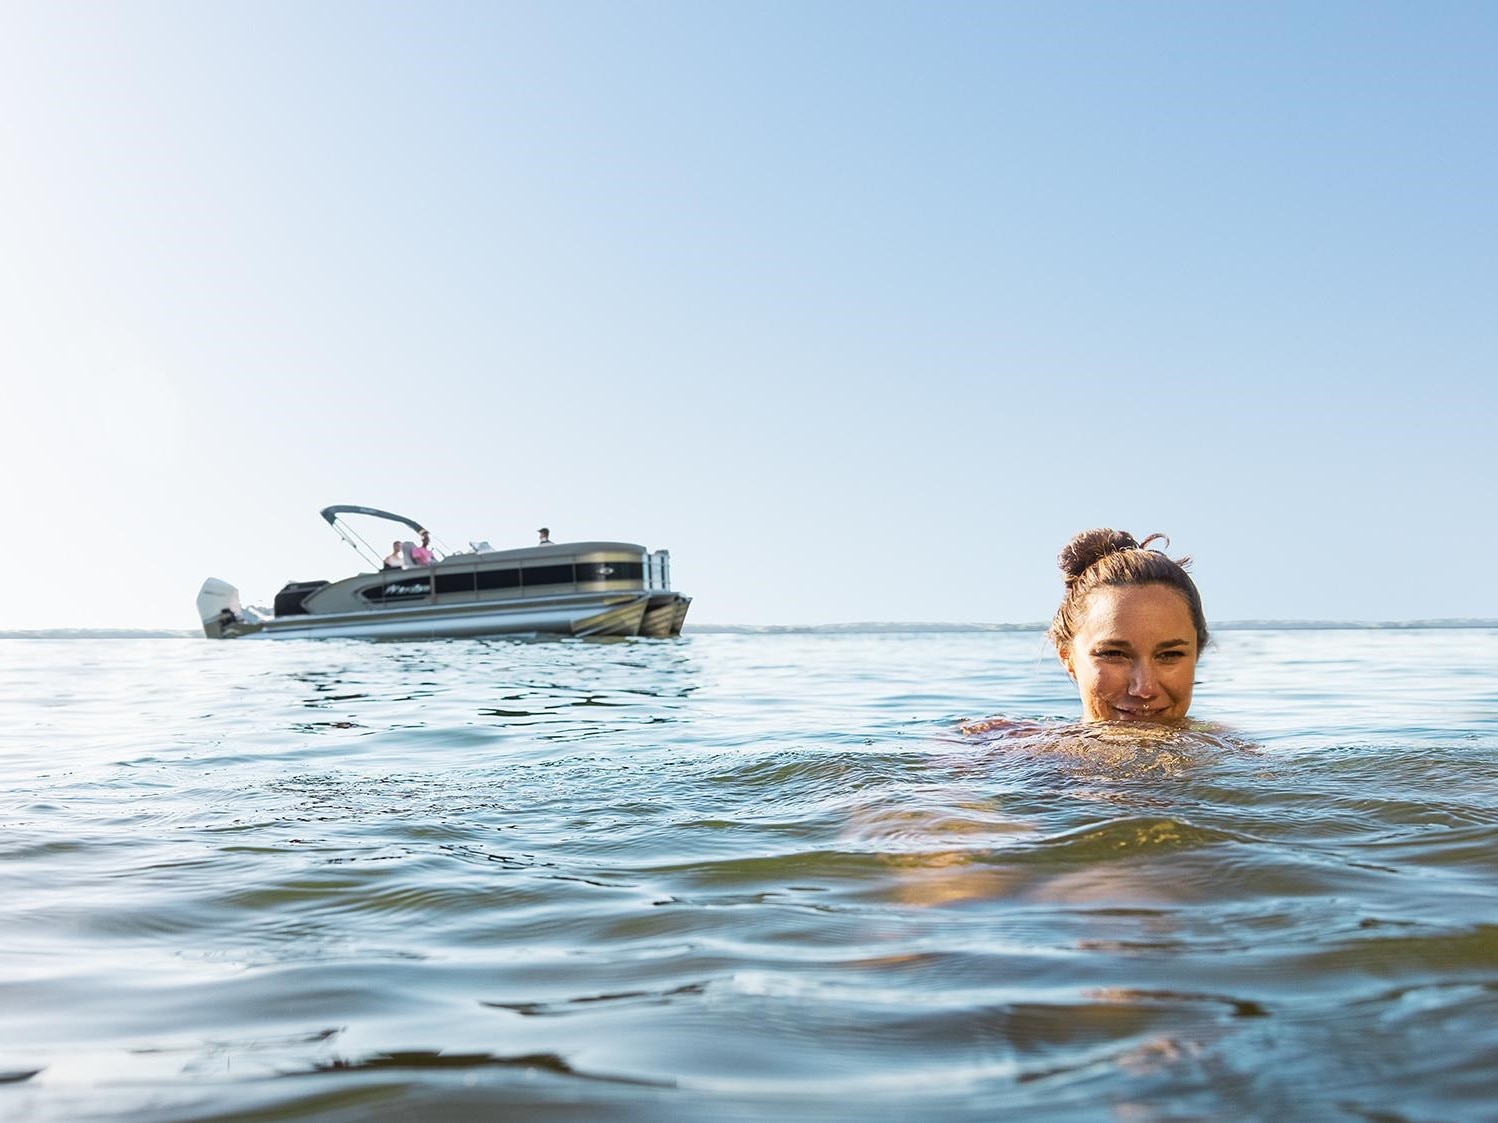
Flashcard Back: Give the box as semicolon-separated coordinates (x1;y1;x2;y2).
483;980;709;1017
1024;815;1251;861
313;1049;672;1088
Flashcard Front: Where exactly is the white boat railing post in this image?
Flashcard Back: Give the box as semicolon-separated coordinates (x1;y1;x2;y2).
649;550;671;591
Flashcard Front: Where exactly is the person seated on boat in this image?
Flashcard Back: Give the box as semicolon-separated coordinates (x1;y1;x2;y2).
410;528;436;566
963;528;1208;737
382;540;405;570
537;527;553;546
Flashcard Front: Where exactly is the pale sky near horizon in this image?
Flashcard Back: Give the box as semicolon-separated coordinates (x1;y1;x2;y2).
2;1;1494;630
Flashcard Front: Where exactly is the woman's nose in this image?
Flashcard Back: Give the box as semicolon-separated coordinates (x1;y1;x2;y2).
1129;662;1159;697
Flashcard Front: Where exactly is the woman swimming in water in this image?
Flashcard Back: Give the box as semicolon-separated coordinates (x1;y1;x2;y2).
869;531;1216;906
965;529;1208;734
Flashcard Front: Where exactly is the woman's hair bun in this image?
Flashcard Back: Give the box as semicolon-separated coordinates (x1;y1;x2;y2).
1057;528;1141;586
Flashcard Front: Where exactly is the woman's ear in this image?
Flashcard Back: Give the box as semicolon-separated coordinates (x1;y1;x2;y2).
1057;646;1076;681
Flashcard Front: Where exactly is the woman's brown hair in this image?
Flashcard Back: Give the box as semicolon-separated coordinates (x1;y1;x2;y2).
1048;529;1208;653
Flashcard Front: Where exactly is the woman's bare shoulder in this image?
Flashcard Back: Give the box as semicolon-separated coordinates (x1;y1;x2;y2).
955;714;1258;754
957;715;1048;739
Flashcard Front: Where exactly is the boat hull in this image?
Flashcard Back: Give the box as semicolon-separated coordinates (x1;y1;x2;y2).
641;594;692;638
212;591;682;641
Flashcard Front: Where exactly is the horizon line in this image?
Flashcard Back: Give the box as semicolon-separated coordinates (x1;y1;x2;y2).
3;618;1498;640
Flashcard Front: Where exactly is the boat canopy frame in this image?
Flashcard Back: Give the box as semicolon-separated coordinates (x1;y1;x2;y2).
320;505;427;534
320;505;431;570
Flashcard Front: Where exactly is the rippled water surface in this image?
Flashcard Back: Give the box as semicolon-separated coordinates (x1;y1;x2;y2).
2;629;1496;1121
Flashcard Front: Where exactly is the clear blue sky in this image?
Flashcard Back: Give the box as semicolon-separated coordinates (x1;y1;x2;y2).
2;1;1494;629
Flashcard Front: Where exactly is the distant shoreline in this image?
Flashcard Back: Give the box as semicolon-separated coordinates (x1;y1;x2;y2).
3;619;1497;639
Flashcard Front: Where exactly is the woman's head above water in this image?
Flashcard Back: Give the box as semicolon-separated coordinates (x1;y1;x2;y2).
1049;529;1208;725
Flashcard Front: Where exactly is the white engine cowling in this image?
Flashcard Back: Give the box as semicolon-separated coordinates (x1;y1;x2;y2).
196;578;244;638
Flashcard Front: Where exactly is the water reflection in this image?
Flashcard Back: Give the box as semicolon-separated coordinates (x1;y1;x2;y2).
273;638;703;746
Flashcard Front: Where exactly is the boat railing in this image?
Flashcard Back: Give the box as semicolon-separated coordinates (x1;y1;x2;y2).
367;545;673;607
647;550;671;591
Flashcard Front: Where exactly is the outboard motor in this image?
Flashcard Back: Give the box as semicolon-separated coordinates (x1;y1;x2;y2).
197;578;245;638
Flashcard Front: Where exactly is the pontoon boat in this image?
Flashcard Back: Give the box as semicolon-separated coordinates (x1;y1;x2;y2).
196;506;690;640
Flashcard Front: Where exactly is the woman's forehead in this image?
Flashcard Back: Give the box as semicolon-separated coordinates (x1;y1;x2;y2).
1078;585;1194;632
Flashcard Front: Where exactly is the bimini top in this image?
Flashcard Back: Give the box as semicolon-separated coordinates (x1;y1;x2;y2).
320;505;427;535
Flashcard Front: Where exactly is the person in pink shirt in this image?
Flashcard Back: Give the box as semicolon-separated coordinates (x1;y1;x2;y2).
410;528;436;566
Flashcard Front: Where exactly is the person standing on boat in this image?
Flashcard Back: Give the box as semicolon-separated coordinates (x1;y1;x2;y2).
537;527;553;546
410;528;436;566
382;540;405;570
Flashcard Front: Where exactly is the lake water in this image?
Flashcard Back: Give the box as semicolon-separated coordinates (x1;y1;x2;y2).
2;628;1496;1121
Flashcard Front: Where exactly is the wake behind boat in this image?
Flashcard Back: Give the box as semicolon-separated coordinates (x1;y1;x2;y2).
196;505;690;640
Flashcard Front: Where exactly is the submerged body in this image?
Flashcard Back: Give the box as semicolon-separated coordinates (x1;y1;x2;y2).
958;711;1248;771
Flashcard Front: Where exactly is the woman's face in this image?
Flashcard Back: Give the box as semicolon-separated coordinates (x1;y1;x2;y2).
1059;583;1198;724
